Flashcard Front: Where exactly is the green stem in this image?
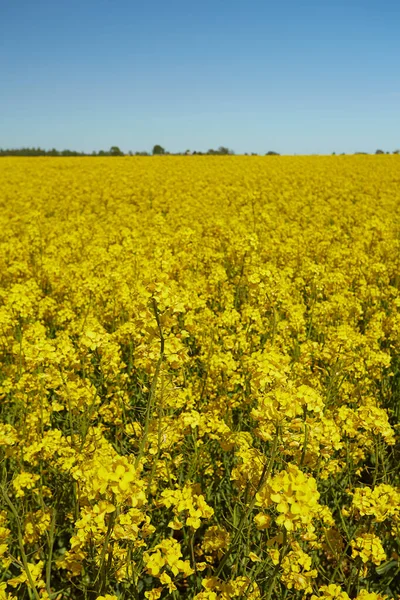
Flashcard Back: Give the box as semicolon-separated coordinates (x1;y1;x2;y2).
1;486;41;600
95;504;119;594
46;508;56;595
136;298;165;469
216;430;280;577
299;406;308;467
265;529;288;600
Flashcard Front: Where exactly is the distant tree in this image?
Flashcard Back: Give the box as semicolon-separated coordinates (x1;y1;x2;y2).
265;151;280;156
332;152;336;155
152;144;165;155
110;146;123;156
375;149;384;154
206;146;234;155
393;150;400;154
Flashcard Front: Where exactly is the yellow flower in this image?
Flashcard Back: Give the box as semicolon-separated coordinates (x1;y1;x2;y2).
351;484;399;523
12;473;40;498
201;526;231;558
7;561;44;589
144;589;163;600
159;571;177;592
356;591;387;600
311;584;351;600
248;552;261;562
351;533;387;565
254;513;271;529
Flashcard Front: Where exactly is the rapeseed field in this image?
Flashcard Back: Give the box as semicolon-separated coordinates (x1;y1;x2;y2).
0;156;399;600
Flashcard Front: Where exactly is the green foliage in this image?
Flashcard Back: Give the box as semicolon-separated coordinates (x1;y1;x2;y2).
109;146;124;156
207;146;235;155
152;144;166;155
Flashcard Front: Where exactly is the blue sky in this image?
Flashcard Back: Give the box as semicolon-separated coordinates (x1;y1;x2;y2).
1;0;399;154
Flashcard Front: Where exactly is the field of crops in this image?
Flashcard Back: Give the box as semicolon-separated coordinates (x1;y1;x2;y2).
0;156;399;600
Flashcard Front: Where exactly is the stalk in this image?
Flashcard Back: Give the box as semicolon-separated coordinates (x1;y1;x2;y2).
136;297;165;469
216;429;280;577
1;486;41;600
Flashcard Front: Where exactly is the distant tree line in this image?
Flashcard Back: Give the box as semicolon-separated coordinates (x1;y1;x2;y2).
0;145;279;157
1;145;398;157
0;146;127;157
348;150;399;155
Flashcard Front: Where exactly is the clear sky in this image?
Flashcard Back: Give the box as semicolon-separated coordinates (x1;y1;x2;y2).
1;0;399;155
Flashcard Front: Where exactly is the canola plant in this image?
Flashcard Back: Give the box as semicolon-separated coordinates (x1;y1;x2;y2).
0;156;399;600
